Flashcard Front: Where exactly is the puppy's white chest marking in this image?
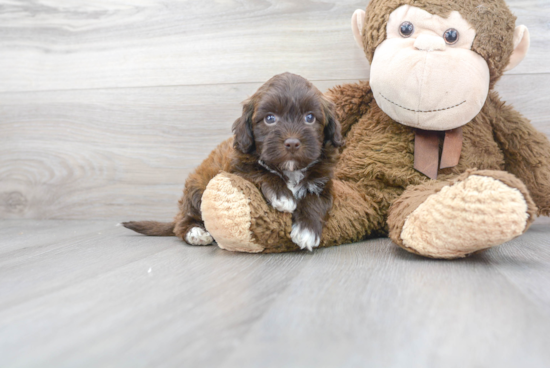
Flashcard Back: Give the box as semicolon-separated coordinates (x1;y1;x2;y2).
284;170;306;199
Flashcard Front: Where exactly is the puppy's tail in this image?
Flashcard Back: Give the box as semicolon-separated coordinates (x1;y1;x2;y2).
122;221;175;236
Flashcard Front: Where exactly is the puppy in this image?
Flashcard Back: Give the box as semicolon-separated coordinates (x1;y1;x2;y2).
123;72;342;251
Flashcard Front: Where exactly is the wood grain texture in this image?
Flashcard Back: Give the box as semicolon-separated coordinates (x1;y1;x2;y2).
1;75;549;220
0;219;549;367
1;2;549;366
0;0;548;92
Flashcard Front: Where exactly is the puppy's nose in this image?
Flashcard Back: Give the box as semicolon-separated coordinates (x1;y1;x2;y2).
284;138;301;152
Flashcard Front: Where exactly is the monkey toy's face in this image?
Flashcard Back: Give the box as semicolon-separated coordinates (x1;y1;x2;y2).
370;5;492;131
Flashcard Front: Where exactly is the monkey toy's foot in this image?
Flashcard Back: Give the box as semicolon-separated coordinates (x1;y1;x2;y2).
201;172;299;253
388;170;538;259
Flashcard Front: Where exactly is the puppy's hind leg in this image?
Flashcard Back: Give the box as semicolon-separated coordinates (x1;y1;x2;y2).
174;185;215;246
174;213;214;246
123;138;233;245
185;226;214;246
167;180;216;246
172;137;236;246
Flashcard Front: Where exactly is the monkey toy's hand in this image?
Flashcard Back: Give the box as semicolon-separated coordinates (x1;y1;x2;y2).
260;181;296;213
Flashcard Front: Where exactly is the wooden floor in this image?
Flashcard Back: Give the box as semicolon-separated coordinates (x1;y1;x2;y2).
1;218;550;368
1;1;550;367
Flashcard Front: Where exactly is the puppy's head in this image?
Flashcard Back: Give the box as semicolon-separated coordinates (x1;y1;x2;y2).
232;72;342;172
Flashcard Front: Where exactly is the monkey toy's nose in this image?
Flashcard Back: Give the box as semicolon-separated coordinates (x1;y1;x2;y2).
284;138;301;152
414;35;446;51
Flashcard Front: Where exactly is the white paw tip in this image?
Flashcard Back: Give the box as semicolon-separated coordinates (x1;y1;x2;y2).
185;227;214;246
271;195;297;213
290;225;320;251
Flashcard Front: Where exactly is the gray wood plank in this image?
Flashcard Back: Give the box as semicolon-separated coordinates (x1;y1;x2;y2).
0;220;310;368
220;230;550;368
485;220;550;313
1;75;549;220
0;219;117;257
0;221;176;310
0;220;549;368
0;0;547;92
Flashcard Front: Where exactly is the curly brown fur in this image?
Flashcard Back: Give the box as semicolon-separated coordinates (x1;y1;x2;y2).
124;72;342;247
486;91;550;216
326;80;373;139
328;82;549;242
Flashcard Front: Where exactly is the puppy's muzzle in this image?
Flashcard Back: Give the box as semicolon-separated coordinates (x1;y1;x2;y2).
284;138;301;153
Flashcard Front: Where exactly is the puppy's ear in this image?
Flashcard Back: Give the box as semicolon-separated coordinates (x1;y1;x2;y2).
322;96;343;147
232;98;255;153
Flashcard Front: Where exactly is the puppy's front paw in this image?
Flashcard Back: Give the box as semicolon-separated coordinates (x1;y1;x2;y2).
270;195;296;213
290;224;320;251
185;227;214;246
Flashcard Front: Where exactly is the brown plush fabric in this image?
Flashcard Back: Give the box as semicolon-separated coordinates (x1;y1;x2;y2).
487;92;550;216
225;173;296;253
209;173;384;253
472;169;538;228
131;1;550;258
199;0;550;258
330;82;548;241
362;0;516;88
326;81;374;138
210;80;550;257
387;169;538;257
387;178;453;250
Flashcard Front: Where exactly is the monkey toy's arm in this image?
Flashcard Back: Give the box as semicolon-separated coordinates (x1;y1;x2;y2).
489;92;550;216
325;81;374;138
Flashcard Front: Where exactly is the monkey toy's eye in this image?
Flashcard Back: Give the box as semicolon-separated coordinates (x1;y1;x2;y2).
443;28;459;45
399;21;414;38
264;114;277;125
305;113;316;124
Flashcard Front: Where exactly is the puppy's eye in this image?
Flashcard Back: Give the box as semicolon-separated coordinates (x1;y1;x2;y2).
305;113;315;124
264;114;277;125
399;21;414;38
443;28;459;45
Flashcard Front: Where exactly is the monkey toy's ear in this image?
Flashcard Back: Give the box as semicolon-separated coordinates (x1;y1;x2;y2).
504;25;530;72
351;9;366;50
322;97;343;148
232;98;255;154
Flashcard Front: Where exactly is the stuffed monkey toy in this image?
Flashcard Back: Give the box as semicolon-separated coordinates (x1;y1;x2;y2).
129;0;550;259
196;0;550;258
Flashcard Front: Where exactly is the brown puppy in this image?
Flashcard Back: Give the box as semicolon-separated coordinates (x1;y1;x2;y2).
123;72;342;251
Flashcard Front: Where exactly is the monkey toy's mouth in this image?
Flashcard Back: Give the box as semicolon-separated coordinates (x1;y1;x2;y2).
379;93;467;114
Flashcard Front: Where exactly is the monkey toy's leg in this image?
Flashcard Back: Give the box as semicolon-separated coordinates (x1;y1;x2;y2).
201;172;383;253
387;170;538;259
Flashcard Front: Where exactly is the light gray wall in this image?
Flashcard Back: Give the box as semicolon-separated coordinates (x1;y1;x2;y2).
1;0;549;220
